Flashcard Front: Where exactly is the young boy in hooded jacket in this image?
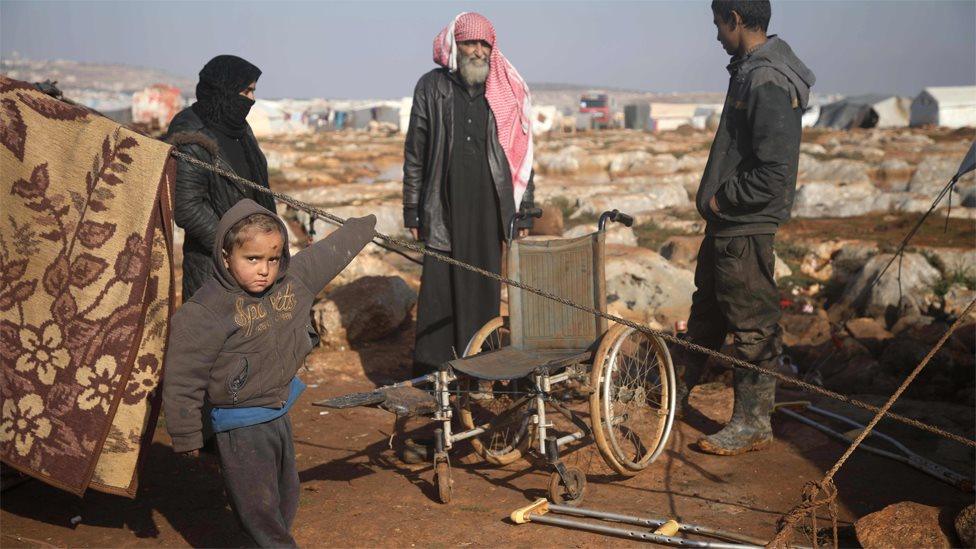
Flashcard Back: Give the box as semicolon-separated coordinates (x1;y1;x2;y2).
163;199;376;547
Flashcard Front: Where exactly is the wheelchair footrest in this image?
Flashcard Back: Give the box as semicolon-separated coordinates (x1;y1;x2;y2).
379;386;438;417
312;390;386;409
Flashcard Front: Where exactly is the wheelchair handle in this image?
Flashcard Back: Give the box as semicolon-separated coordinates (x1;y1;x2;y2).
508;208;544;243
598;209;634;230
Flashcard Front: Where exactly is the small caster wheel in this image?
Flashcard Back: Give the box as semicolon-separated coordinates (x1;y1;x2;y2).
548;466;586;506
434;459;452;504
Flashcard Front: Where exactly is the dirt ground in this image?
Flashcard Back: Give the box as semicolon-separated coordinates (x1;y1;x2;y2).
2;330;973;548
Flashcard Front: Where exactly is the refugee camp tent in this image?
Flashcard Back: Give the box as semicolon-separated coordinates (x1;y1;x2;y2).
801;104;821;128
910;86;976;128
247;100;312;137
815;94;911;129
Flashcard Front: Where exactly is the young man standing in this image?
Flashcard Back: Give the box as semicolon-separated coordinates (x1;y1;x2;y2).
677;0;815;455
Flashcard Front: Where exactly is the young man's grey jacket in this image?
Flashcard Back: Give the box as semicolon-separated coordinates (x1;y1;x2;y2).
696;36;816;236
402;68;535;251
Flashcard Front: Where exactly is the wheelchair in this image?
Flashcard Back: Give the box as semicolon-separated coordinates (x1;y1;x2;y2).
316;208;677;506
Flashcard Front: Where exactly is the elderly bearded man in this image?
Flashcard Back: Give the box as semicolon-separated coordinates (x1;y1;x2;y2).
403;12;535;377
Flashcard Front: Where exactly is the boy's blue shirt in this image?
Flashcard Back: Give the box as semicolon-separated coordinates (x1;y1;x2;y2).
211;376;306;433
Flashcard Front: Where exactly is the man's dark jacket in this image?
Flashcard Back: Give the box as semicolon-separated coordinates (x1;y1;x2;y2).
403;68;535;251
696;36;816;236
165;107;276;299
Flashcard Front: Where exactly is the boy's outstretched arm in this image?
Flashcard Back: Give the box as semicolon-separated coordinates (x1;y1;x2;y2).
162;303;223;453
290;214;378;294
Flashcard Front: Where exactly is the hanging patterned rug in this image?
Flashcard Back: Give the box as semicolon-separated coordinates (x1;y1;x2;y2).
0;76;176;497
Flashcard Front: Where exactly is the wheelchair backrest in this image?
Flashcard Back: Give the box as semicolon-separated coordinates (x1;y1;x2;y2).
508;232;608;350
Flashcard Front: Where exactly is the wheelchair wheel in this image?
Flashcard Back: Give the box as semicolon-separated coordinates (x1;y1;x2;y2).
589;324;676;476
457;316;533;465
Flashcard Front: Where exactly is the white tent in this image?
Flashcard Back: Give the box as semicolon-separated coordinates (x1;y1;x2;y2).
910;86;976;128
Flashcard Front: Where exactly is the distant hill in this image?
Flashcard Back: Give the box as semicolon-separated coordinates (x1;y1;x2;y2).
0;55;194;94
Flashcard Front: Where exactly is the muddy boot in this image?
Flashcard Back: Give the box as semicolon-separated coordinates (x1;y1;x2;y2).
697;365;776;455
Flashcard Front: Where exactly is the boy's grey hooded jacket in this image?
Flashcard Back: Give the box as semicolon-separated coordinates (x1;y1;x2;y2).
696;36;816;236
162;199;376;452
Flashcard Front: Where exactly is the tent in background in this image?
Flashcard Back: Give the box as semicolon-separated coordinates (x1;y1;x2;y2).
910;86;976;128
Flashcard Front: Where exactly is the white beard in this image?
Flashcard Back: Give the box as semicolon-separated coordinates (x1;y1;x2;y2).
458;53;489;86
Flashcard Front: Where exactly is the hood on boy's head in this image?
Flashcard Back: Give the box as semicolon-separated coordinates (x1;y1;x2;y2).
212;199;289;291
742;36;816;110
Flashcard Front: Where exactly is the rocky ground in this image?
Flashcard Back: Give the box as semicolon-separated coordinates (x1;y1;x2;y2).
4;125;974;547
258;125;975;407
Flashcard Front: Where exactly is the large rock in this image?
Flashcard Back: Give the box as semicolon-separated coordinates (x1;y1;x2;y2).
855;502;954;549
774;253;792;280
535;145;583;174
579;182;690;219
330;253;406;289
604;245;695;327
564;223;637;246
876;158;913;192
943;284;976;318
793;181;882;218
908;156;960;194
608;151;677;176
844;317;892;356
312;276;416;350
531;204;565;236
659;235;705;270
798;154;870;184
839;253;940;324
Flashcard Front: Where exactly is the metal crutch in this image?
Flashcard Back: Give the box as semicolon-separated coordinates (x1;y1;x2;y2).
511;498;771;548
774;401;974;492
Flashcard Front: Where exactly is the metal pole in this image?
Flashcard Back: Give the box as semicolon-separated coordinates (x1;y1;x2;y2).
548;504;768;546
527;514;757;549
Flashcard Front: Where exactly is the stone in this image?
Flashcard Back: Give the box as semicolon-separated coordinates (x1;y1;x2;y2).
536;145;584;174
833;144;885;163
927;247;976;276
908;156;960;194
774;252;792;280
839;252;940;325
889;313;934;335
844;317;893;356
608;151;677;176
531;204;565;236
800;142;827;156
659;235;705;270
876;158;913;192
578;182;690;219
604;245;695;328
312;276;416;350
855;502;954;549
330;253;405;289
798;154;871;184
943;284;976;318
564;223;637;246
956;503;975;548
793;181;882;218
675;153;708;174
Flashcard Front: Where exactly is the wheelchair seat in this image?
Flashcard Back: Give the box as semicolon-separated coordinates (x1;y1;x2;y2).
446;347;592;381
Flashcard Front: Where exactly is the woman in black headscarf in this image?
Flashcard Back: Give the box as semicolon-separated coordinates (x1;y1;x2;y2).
166;55;277;300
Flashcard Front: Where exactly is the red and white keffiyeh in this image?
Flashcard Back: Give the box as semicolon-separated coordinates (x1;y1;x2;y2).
433;12;533;206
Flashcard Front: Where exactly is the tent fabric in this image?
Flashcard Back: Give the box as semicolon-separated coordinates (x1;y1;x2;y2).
815;94;891;129
0;76;176;497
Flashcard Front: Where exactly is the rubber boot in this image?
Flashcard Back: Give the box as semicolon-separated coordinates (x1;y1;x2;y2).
697;364;776;455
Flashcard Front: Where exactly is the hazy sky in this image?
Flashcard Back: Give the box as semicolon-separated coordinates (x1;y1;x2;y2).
2;1;974;99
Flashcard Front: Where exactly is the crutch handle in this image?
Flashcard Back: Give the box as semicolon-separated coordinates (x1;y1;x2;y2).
511;498;550;524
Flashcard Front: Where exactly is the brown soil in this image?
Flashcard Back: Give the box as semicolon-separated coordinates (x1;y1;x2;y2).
779;212;976;250
3;332;972;548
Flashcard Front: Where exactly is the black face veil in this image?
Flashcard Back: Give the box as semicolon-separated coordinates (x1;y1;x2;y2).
191;55;262;138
